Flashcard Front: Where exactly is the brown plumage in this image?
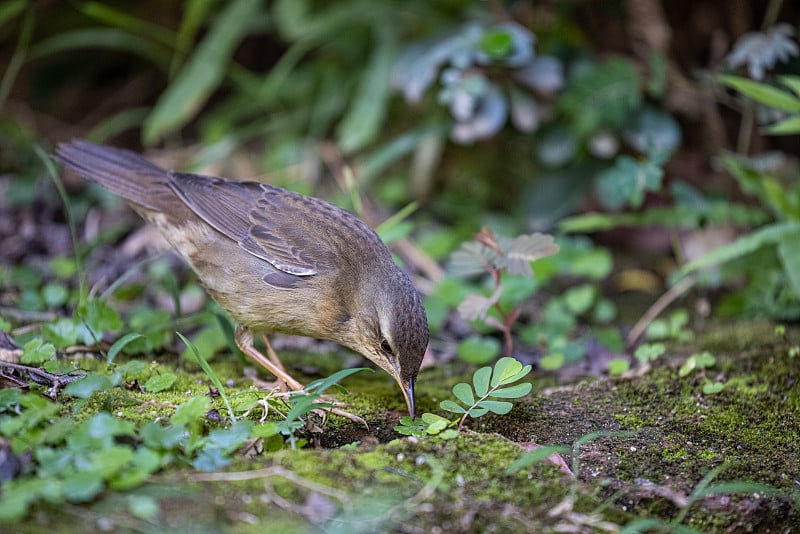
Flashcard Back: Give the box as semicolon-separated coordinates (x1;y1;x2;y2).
56;140;428;418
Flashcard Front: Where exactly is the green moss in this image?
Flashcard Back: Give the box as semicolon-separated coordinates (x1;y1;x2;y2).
10;321;800;532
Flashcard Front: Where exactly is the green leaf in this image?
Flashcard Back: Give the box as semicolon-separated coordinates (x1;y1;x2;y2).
472;366;492;397
83;412;136;441
284;393;325;425
0;388;21;411
457;336;500;365
337;28;396;153
394;415;426;436
597;155;664;209
764;115;800;135
438;429;460;440
539;353;565;370
719;75;800;112
450;241;496;277
680;221;800;277
29;28;171;67
693;351;716;368
777;229;800;297
569;247;614;280
21;338;55;364
452;382;475;405
563;284;596;315
141;421;186;450
646;318;670;340
42;318;79;349
42;283;69;308
171;396;210;426
193;447;232;472
62;471;104;503
64;374;113;398
107;332;144;364
440;399;467;414
127;495;160;520
505;444;571;474
305;367;367;395
634;343;665;363
421;413;450;435
608;358;630;375
0;0;26;27
144;373;177;393
596;326;624;350
426;419;448;434
89;445;135;478
476;399;513;415
480;30;514;58
465;406;489;418
491;357;523;387
558;58;642;137
116;360;147;378
251;422;280;439
0;478;53;521
76;299;122;342
702;381;724;394
143;0;261;143
205;420;252;453
177;331;235;423
490;382;532;399
779;75;800;98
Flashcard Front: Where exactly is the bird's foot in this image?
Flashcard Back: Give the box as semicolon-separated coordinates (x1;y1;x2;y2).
309;394;368;428
248;381;367;428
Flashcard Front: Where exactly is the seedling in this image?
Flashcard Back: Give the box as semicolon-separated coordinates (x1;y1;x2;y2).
395;356;532;436
450;227;559;357
679;350;724;395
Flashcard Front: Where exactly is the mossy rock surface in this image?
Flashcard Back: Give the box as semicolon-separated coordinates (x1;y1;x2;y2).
7;320;800;533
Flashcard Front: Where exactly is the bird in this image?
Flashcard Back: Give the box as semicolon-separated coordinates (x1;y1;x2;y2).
56;140;428;421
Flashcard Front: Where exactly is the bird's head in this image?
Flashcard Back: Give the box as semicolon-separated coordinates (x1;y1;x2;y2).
347;268;428;418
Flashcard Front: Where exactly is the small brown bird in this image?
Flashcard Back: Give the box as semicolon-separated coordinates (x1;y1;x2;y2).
56;140;428;419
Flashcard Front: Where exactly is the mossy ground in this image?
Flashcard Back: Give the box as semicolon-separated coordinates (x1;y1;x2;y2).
8;320;800;533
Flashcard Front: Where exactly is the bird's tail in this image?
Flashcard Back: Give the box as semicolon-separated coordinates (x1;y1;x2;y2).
56;140;171;211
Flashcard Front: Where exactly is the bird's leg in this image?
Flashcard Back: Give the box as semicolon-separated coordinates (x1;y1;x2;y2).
235;326;303;391
235;326;368;428
260;334;287;373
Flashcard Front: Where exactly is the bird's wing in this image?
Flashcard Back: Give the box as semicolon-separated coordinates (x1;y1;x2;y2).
168;172;318;277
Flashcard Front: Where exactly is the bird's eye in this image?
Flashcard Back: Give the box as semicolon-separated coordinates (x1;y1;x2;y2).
380;338;393;354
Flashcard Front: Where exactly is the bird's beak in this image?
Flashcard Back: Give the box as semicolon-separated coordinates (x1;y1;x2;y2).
401;377;415;419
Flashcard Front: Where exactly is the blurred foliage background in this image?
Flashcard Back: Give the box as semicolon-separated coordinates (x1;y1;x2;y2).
1;0;799;367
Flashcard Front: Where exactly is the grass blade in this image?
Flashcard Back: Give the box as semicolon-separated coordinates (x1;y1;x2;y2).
143;0;261;143
177;331;236;423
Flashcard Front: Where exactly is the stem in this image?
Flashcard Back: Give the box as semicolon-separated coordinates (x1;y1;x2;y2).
736;102;754;154
457;384;500;430
488;264;516;356
760;0;784;30
36;145;87;305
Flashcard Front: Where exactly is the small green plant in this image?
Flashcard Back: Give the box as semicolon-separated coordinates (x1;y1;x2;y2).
0;393;255;521
719;74;800;136
395;356;532;437
679;350;724;395
272;368;368;449
634;342;666;365
449;227;559;359
0;342;368;522
646;309;693;343
774;324;800;358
